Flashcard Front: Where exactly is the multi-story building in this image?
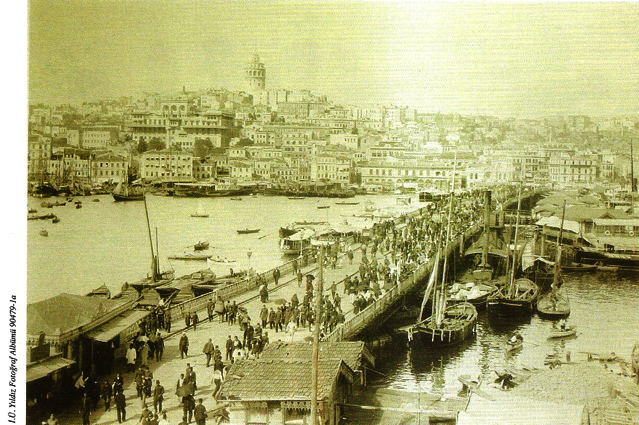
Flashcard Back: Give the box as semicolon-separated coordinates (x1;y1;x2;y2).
139;150;193;182
310;154;351;186
228;160;253;181
358;158;463;190
28;134;51;182
193;158;217;181
91;154;128;184
329;133;360;150
549;154;597;185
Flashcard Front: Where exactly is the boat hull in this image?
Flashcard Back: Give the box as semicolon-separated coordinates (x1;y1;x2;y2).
410;303;478;346
536;291;570;319
113;193;144;202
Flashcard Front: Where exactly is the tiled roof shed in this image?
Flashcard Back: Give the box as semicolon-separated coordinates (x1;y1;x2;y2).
220;358;353;401
260;341;375;370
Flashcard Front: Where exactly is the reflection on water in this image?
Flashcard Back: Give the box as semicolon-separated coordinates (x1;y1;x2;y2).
374;272;639;397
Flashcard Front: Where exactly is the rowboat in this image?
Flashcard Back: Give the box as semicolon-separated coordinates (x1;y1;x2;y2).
561;263;597;273
335;201;359;205
237;228;260;234
191;212;209;218
230;197;243;201
40;229;49;237
52;216;60;224
317;205;330;209
206;257;237;265
194;241;210;251
548;326;577;339
288;197;305;200
506;336;523;353
168;253;212;261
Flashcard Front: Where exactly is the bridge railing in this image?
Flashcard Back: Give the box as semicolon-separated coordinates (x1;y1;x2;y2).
325;223;481;342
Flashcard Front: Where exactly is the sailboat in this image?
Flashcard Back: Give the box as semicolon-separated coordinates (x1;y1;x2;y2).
487;179;539;316
408;156;478;346
537;200;570;319
112;180;144;201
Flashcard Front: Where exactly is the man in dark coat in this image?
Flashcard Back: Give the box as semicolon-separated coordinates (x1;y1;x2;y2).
101;380;112;411
152;380;164;414
114;390;126;423
194;398;207;425
179;333;189;359
80;392;91;425
155;332;164;361
203;338;214;367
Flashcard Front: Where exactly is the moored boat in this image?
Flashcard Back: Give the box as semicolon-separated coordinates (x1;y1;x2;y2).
506;334;524;353
230;197;243;201
40;229;48;237
487;278;539;316
548;325;577;339
112;181;145;201
561;262;597;273
335;201;359;205
194;241;210;251
168;253;212;261
288;196;305;200
317;205;330;209
237;228;260;234
191;213;209;218
52;216;60;224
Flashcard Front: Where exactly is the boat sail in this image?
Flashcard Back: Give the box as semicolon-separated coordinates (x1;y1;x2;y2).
487;178;539;316
537;200;570;319
112;180;144;202
409;156;478;346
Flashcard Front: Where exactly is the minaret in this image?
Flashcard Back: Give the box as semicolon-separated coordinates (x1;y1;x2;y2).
245;54;266;94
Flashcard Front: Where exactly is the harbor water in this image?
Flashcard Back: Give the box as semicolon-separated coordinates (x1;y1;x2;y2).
27;194;639;398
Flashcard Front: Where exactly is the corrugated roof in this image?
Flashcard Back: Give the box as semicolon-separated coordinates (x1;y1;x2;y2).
86;310;150;342
220;358;351;401
27;293;127;337
27;356;75;383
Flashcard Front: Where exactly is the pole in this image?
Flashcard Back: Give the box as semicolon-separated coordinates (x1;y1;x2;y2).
310;245;324;425
143;194;157;281
508;171;524;297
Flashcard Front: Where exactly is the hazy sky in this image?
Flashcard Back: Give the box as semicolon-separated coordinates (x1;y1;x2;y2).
28;1;639;117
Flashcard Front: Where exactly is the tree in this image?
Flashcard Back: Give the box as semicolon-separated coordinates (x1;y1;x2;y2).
148;137;166;151
137;140;148;154
194;138;213;159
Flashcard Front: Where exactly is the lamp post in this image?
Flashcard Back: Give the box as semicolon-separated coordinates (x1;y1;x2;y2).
247;248;253;277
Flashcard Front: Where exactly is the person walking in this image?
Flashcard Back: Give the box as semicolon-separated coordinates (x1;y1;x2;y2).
260;304;268;328
165;309;172;332
206;298;214;322
211;369;223;400
215;295;226;322
184;312;191;329
225;335;233;361
179;333;189;359
152;380;164;414
114;389;126;423
126;344;137;372
191;312;199;331
155;332;164;361
194;398;207;425
80;392;91;425
273;267;280;285
202;338;214;367
101;380;112;411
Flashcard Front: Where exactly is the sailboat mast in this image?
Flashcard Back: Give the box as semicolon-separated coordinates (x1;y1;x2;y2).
143;194;158;281
508;174;524;297
552;200;566;291
437;154;457;326
631;139;635;214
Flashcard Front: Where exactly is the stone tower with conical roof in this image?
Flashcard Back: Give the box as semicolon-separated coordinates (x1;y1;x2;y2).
245;54;266;94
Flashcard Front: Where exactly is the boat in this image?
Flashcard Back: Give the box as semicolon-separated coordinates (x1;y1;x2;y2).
92;198;100;202
596;262;619;272
52;216;60;224
86;284;111;298
194;241;210;251
280;227;316;255
28;208;37;214
317;205;330;209
76;203;82;209
237;228;260;234
409;159;478;346
206;257;237;265
168;253;212;261
561;262;597;273
487;180;539;316
28;213;56;220
548;325;577;339
537;200;571;319
112;181;145;202
230;197;243;201
191;213;209;218
288;196;305;200
40;229;48;237
335;201;359;205
506;334;524;353
40;200;66;208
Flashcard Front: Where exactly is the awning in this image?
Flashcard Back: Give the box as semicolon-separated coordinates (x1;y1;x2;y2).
27;356;75;383
535;216;581;234
86;310;150;343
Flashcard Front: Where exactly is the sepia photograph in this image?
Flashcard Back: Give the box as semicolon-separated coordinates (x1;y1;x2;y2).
15;1;639;424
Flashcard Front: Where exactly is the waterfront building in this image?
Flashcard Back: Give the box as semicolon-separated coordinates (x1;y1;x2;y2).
358;157;464;190
219;342;374;425
310;154;351;186
139;149;194;182
91;153;128;184
28;134;51;182
192;158;217;181
228;160;254;181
